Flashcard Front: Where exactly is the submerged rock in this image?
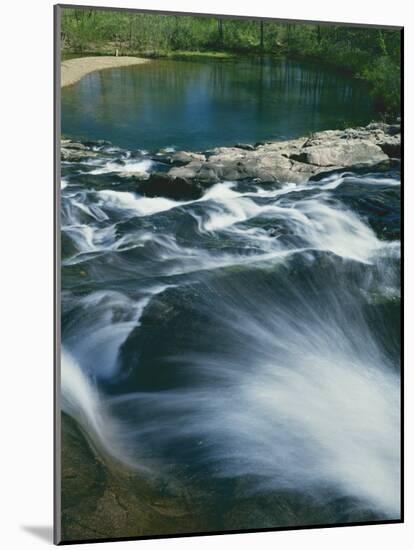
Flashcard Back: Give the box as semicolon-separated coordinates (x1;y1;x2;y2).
60;413;207;542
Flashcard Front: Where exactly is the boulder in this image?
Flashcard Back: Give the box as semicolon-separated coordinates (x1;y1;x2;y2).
234;143;255;151
140;173;203;200
61;139;99;161
61;122;400;187
61;142;88;150
168;160;205;180
61;147;97;161
377;136;401;158
170;151;206;165
169;149;327;184
295;141;388;167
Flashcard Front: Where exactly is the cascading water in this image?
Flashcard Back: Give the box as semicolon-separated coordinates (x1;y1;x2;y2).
60;143;400;525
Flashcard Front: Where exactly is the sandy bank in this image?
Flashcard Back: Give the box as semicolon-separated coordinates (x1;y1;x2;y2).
61;56;150;88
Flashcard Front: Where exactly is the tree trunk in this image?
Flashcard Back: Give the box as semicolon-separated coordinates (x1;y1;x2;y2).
217;18;223;46
378;29;388;56
260;20;264;51
316;25;322;44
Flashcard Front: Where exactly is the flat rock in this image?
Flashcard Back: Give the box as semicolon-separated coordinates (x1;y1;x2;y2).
61;147;98;161
170;151;206;165
61;139;99;161
297;141;388;167
166;123;400;184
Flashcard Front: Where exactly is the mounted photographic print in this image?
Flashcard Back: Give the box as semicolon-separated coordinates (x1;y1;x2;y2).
54;4;403;544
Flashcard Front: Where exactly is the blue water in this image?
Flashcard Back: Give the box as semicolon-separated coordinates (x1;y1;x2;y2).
60;56;400;532
61;56;375;151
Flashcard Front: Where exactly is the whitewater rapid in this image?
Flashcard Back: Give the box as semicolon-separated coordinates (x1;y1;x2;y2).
60;147;401;521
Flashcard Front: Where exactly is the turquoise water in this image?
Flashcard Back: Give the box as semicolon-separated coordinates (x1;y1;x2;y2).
61;56;375;151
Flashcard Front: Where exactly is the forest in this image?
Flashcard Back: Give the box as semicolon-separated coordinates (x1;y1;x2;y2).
61;8;401;114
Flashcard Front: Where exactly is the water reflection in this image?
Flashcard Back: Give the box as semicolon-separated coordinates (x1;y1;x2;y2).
62;57;375;151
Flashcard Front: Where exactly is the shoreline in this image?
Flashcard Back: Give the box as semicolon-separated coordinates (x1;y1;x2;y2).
61;56;150;88
60;122;401;200
164;122;401;185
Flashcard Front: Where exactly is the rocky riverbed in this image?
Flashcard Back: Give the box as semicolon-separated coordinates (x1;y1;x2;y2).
60;119;401;540
61;122;401;198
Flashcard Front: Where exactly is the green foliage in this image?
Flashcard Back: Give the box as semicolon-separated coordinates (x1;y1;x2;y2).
61;8;401;114
362;56;401;113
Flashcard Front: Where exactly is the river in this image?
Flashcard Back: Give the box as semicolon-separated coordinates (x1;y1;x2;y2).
60;57;400;533
62;56;375;151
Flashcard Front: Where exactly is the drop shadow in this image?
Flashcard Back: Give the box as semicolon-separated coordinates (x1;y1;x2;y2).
21;525;53;543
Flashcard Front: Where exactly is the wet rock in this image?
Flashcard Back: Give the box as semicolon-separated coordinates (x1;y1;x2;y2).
165;123;400;185
152;152;174;164
140;173;203;200
234;143;255;151
377;137;401;158
170;151;206;165
82;139;112;148
168;160;205;180
366;121;398;133
60;413;206;542
61;147;98;162
61;139;98;162
61;141;88;150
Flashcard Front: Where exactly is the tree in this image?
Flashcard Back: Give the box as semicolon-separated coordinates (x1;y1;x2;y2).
259;20;264;51
217;18;224;46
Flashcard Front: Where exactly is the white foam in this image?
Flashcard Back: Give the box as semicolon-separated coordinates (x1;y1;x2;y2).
88;158;153;176
213;344;400;515
64;287;169;379
189;182;384;263
60;164;401;511
61;348;147;470
120;289;400;515
294;197;382;263
96;189;184;217
61;348;109;444
348;174;400;186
